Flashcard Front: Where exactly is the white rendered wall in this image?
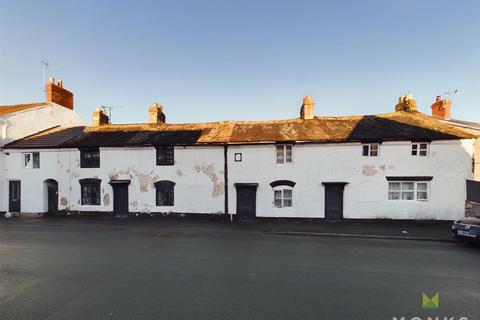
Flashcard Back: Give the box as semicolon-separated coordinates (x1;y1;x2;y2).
227;140;474;220
2;146;225;215
0;104;85;212
2;140;474;220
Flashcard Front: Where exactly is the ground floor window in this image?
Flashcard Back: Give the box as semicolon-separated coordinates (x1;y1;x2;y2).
80;178;101;205
388;181;429;201
274;189;293;208
155;180;175;206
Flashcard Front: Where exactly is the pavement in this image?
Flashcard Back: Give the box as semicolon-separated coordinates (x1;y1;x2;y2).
0;218;479;320
3;214;456;241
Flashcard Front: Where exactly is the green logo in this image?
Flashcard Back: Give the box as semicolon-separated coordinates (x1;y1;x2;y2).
422;293;439;309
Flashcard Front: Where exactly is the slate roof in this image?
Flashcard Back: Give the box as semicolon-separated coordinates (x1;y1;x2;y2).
0;103;46;117
2;110;474;149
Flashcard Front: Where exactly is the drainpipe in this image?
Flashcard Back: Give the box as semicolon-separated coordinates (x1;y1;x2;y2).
224;144;231;221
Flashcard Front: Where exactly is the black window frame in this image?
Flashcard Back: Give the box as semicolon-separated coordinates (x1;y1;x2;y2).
154;180;175;206
80;148;100;168
79;178;101;205
156;146;174;166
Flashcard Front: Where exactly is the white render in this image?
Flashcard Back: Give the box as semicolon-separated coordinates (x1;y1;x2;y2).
1;138;475;220
0;103;85;212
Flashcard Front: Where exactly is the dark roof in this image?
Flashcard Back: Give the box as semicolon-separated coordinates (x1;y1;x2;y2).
2;110;474;149
0;103;46;116
441;118;480;131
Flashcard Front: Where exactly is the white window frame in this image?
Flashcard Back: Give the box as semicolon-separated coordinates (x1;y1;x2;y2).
23;152;40;169
273;187;293;208
276;144;293;164
362;143;379;157
411;143;429;157
388;181;429;201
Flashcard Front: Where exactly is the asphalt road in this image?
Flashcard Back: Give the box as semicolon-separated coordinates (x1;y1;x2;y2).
0;218;479;320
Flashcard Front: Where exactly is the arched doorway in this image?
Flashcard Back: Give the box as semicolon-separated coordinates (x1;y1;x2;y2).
44;179;58;216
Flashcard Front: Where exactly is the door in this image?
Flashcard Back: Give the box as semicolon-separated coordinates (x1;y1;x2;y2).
235;184;258;220
112;183;129;217
323;183;347;220
9;181;21;213
47;181;58;215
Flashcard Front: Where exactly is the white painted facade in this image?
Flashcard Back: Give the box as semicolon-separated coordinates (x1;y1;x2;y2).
2;146;225;215
0;103;85;212
2;138;474;220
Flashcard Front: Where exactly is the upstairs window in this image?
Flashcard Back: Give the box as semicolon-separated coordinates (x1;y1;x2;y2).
80;148;100;168
388;181;429;201
156;146;174;166
154;180;175;206
362;143;379;157
23;152;40;169
80;178;101;205
276;144;293;164
411;143;429;157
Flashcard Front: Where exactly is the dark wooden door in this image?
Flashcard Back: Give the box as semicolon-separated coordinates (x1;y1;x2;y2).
47;182;58;215
324;183;346;220
235;184;257;220
112;184;129;217
9;181;21;213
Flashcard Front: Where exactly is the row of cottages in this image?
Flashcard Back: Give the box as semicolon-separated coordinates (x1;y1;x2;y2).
1;80;479;220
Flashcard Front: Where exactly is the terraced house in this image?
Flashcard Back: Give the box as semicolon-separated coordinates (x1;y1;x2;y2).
1;81;478;220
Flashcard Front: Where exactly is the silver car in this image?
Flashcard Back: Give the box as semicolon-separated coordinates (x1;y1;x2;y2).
452;217;480;242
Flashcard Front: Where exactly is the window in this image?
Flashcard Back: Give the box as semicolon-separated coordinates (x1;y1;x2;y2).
79;178;101;205
23;152;40;169
274;189;293;208
362;144;379;157
155;180;175;206
156;146;174;166
411;143;429;157
234;153;242;162
388;181;429;201
80;148;100;168
276;144;293;164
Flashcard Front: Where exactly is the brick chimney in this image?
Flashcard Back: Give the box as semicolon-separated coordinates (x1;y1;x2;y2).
45;77;74;110
148;103;166;124
300;96;315;120
431;96;452;120
395;93;417;112
92;108;109;126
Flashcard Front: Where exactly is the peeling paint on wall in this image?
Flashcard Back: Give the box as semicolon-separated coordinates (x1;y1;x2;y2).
103;193;110;206
60;197;68;206
362;165;378;176
177;169;184;177
130;200;138;208
195;164;224;198
379;165;386;171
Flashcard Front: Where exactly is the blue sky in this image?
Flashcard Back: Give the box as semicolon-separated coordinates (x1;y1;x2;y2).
1;0;479;124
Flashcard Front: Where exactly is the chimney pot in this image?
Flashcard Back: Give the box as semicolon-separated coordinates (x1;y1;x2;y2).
431;96;451;120
300;96;315;120
148;103;166;124
395;93;417;112
45;77;74;110
92;108;109;126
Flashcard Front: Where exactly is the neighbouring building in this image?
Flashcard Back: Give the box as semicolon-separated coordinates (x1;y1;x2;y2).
1;90;478;221
0;78;85;214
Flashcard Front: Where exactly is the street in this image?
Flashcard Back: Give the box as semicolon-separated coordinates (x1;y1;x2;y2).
1;218;479;320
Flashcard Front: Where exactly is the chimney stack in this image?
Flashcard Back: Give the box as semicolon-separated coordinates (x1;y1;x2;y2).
300;96;315;120
92;108;109;126
148;103;166;124
395;93;417;112
45;77;74;110
431;96;452;120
